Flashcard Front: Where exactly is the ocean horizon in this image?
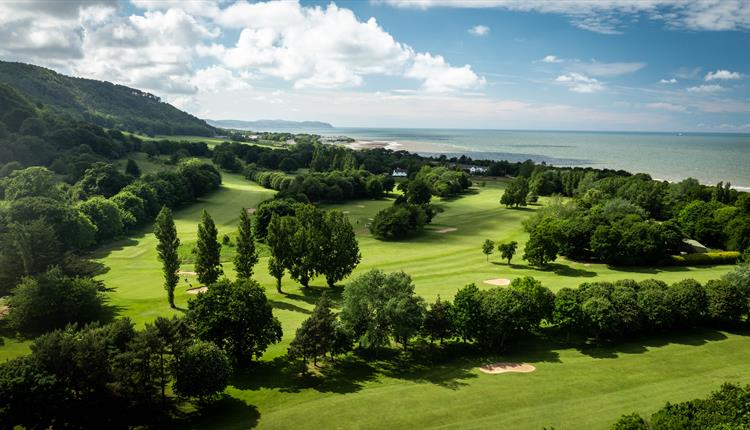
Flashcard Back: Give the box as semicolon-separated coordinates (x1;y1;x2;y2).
289;127;750;190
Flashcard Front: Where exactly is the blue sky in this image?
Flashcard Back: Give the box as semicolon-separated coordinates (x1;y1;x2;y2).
1;0;749;131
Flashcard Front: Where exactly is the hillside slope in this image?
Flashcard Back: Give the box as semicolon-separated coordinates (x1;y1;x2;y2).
0;61;215;136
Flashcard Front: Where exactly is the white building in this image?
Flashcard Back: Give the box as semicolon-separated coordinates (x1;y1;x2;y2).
392;168;408;177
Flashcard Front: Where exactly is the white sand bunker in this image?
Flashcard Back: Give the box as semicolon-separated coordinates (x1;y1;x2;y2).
484;278;511;286
246;208;257;214
479;362;536;374
0;304;8;320
356;205;365;208
178;271;197;276
187;286;208;295
435;227;458;234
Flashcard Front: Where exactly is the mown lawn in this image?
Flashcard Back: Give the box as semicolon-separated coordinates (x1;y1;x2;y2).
1;172;745;429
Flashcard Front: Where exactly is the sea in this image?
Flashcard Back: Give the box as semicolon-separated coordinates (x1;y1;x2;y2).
264;127;750;190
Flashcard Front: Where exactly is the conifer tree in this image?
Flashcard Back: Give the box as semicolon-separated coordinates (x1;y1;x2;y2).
195;210;222;285
154;207;180;307
234;209;258;280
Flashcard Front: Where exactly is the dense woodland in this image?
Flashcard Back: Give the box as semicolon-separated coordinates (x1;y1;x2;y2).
1;65;750;428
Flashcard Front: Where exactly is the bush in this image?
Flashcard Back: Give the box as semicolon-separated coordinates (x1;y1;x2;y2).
369;203;431;239
669;251;740;266
172;341;231;402
6;268;105;333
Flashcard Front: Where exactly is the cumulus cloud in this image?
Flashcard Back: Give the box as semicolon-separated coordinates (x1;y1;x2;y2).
468;25;490;36
555;73;604;93
705;69;742;81
660;78;678;84
380;0;750;34
687;84;723;93
405;53;486;92
646;102;686;112
541;55;563;63
0;1;485;96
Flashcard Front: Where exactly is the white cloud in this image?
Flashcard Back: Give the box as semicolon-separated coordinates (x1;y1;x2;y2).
380;1;750;34
687;84;724;93
468;25;490;36
705;69;742;81
191;66;250;93
555;73;604;93
572;61;646;77
659;78;678;84
541;55;563;63
405;53;485;92
646;102;686;112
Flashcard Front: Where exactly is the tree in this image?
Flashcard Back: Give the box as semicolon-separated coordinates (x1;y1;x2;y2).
340;270;425;350
154;207;181;308
320;210;361;287
523;221;559;267
288;294;351;371
668;279;707;327
404;178;432;205
195;210;223;286
498;241;518;265
6;267;105;334
451;283;482;343
500;177;529;208
78;197;125;243
581;297;617;341
267;214;295;293
72;162;132;199
125;159;141;177
423;296;453;344
552;288;582;340
475;287;526;349
188;278;282;364
234;209;258;280
172;341;231;403
482;239;495;262
704;279;747;324
1;166;63;201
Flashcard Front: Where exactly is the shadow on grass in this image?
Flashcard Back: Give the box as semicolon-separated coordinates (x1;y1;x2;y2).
268;300;312;315
575;327;735;359
168;395;260;430
608;265;692;275
283;285;344;307
497;262;597;278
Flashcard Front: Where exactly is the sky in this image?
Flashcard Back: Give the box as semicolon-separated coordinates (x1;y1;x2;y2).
0;0;749;132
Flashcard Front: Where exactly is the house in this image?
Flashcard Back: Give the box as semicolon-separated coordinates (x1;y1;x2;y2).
392;168;408;177
469;166;487;175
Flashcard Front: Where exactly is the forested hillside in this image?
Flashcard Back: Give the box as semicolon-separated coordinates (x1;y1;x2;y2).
0;61;215;136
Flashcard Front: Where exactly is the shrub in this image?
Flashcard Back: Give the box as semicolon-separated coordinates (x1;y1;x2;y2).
669;252;740;266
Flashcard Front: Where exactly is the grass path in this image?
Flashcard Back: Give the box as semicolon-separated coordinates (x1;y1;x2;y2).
1;172;744;429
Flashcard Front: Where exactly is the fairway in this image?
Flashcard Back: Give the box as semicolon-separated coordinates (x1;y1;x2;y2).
1;173;745;429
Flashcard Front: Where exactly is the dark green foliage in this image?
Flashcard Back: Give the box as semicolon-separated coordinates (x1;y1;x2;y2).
413;165;472;198
637;279;674;331
288;294;352;370
501;177;529;207
582;297;617;340
125;159;141;177
278;157;299;173
423;296;453;344
402;178;433;204
612;383;750;429
110;190;147;228
72;162;133;199
154;207;180;308
78;196;125;243
668;279;707;327
0;220;64;292
0;166;62;200
195;210;223;286
340;269;426;350
0;60;215;136
705;279;748;324
320;210;361;287
172;341;231;403
370;202;432;239
7;196;96;250
498;241;518;264
254;198;303;240
553;288;583;337
451;283;483;343
266;214;293;293
188;278;283;364
6;267;105;334
234;209;258;280
177;159;222;197
523;219;559;267
212;147;243;172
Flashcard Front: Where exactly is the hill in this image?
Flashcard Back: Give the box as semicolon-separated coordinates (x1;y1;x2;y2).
0;61;215;136
208;119;333;131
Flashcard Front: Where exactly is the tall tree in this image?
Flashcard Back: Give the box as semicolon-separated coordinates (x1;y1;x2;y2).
234;208;258;280
154;207;180;308
125;159;141;177
267;214;293;293
320;210;361;287
195;210;223;286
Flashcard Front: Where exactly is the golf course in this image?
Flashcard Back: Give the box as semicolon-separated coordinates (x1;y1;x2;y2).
3;170;740;429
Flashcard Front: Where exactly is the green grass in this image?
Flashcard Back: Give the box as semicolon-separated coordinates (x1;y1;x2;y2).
1;174;746;429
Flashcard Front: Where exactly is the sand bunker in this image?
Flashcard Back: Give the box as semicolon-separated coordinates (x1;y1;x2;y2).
178;271;197;276
0;304;8;320
246;208;257;214
435;227;458;234
483;278;511;286
356;205;366;208
479;362;536;374
186;286;208;295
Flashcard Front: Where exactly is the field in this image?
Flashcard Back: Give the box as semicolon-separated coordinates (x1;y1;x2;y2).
2;172;746;429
